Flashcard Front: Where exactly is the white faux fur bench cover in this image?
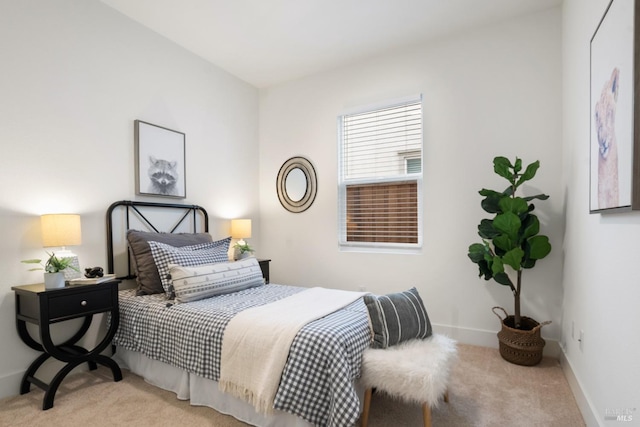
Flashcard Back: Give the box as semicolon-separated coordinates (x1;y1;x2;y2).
360;334;457;407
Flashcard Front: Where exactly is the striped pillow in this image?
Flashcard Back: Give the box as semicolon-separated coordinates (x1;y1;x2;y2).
168;258;265;303
148;238;231;295
363;287;432;348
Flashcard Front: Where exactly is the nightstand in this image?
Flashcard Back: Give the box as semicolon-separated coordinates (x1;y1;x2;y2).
12;280;122;410
257;258;271;283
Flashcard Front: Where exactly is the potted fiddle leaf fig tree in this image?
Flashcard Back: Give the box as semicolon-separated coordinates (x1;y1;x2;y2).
467;156;552;366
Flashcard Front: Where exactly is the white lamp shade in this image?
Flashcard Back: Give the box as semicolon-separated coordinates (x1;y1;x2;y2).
231;219;252;239
41;214;82;247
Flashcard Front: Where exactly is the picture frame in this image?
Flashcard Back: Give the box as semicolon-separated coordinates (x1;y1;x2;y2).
589;0;640;213
135;120;186;199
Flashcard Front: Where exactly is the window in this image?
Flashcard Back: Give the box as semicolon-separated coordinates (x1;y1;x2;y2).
338;96;423;250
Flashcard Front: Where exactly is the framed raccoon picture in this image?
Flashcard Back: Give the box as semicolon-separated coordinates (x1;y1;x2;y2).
135;120;186;198
589;0;640;213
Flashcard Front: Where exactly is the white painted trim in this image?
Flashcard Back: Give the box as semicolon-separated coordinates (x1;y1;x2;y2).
559;349;601;427
339;94;423;116
431;323;561;359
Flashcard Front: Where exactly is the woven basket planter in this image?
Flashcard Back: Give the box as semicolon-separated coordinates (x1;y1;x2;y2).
492;306;551;366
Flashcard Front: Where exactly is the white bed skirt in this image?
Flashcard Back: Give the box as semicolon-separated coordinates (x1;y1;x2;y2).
113;347;316;427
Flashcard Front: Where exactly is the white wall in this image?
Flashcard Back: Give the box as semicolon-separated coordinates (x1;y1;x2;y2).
562;1;640;425
0;0;259;399
259;8;563;349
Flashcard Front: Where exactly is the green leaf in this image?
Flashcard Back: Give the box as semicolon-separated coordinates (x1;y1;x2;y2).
476;260;493;280
481;195;502;214
502;247;524;270
478;219;500;239
527;235;552;260
479;188;502;197
521;214;540;239
491;257;505;276
493;212;521;238
523;193;549;202
493;234;514;252
21;259;42;264
502;185;515;197
493;157;513;182
514;158;522;173
493;272;513;287
467;243;487;263
499;197;528;215
515;160;540;187
493;244;507;256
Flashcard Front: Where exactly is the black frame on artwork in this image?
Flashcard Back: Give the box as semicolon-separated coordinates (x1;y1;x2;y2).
135;120;186;199
589;0;640;213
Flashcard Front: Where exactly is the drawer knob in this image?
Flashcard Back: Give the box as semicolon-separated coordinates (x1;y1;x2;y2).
81;300;87;306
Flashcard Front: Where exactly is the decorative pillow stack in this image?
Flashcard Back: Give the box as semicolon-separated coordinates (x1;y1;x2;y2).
168;257;265;303
363;287;432;348
127;230;224;295
148;239;232;296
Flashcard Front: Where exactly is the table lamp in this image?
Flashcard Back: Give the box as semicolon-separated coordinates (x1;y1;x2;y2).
231;219;252;260
41;214;82;280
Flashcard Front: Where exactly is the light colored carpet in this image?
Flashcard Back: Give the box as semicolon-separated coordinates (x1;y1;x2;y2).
0;344;584;427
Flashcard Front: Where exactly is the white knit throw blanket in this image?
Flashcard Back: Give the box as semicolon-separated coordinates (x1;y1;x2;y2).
219;287;367;414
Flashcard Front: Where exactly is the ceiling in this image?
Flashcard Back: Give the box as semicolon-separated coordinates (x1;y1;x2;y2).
100;0;562;88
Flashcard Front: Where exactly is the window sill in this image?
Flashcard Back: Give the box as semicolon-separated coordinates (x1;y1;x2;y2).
339;243;422;255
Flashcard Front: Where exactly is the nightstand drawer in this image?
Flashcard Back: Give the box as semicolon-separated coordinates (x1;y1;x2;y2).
48;287;112;321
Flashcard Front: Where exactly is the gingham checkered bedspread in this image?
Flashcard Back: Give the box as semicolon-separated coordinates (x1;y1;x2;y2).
113;284;371;427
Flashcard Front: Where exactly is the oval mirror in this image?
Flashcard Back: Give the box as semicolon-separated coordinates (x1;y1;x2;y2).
285;168;307;202
277;157;318;213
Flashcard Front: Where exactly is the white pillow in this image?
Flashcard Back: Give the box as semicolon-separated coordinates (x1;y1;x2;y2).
168;257;265;303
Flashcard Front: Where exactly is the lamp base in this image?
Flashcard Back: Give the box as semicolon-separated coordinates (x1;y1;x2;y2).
55;249;82;280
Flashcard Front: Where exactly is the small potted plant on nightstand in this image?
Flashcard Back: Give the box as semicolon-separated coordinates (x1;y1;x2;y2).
22;252;79;289
233;242;254;260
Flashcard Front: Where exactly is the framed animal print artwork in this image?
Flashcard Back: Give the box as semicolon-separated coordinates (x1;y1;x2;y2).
135;120;186;199
589;0;640;213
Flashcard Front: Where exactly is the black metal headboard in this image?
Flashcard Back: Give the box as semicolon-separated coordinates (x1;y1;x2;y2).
106;200;209;279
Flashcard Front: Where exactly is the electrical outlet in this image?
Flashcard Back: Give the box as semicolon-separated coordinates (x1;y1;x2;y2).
579;330;584;351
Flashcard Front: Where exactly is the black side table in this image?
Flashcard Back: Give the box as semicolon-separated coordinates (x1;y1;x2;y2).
12;280;122;410
257;258;271;283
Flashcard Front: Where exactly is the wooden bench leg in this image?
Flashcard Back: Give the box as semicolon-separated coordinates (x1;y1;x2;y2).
422;402;432;427
419;390;449;427
361;388;372;427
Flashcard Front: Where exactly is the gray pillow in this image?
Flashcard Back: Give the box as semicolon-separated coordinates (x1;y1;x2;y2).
363;287;432;348
127;230;214;295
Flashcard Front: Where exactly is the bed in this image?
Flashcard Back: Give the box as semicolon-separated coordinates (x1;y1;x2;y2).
106;201;371;427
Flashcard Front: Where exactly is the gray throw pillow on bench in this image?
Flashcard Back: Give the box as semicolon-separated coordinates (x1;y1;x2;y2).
363;287;432;349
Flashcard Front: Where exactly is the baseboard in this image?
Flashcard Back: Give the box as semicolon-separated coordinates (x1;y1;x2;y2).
559;348;600;427
0;370;23;400
432;323;561;359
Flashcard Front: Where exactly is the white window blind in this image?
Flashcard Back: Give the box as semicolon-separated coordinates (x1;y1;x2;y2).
338;97;423;248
